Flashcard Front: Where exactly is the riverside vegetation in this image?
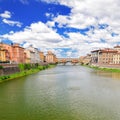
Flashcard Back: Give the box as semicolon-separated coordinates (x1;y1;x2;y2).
82;64;120;72
90;66;120;72
0;63;56;83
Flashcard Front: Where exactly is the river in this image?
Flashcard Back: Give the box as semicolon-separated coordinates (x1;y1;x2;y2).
0;65;120;120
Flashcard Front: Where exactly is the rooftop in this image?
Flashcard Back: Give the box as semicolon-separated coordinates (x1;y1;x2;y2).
91;48;118;53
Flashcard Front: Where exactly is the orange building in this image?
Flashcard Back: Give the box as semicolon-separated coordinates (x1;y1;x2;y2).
45;51;57;64
0;43;25;63
12;43;25;63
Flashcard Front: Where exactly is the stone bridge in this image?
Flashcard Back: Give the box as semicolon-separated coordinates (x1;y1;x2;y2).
57;58;79;65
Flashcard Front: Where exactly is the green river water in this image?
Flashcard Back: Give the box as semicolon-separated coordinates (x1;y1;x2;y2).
0;65;120;120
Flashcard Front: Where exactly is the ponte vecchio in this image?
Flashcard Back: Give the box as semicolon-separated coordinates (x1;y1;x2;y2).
57;58;79;65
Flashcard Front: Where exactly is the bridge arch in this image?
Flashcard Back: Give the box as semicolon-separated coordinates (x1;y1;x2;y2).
57;58;79;65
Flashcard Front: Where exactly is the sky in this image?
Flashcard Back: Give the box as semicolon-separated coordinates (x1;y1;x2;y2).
0;0;120;58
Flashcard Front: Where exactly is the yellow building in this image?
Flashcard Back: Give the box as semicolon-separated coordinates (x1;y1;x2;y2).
39;51;45;62
24;49;31;63
45;51;57;64
0;46;6;62
79;54;91;65
113;53;120;64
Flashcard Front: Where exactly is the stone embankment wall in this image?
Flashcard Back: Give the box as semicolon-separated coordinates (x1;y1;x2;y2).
0;63;49;76
0;65;20;76
0;64;18;68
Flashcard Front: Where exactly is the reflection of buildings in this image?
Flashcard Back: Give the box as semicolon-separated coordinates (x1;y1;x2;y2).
96;70;120;80
111;72;120;79
45;51;57;64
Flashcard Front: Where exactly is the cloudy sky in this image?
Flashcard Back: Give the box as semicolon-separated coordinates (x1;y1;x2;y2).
0;0;120;58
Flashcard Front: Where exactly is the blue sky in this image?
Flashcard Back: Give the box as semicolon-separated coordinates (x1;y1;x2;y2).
0;0;120;58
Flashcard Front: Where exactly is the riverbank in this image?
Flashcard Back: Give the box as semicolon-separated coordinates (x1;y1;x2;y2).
83;64;120;72
0;64;56;83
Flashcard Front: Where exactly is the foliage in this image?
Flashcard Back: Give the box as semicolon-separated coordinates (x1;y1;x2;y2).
0;75;10;80
0;65;3;69
19;63;33;71
18;64;25;71
24;63;31;70
35;63;39;67
85;65;120;73
38;65;44;70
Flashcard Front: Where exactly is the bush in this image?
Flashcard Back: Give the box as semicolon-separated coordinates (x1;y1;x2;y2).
43;66;46;69
18;64;24;71
0;75;10;80
35;63;39;67
0;65;3;69
18;63;48;72
38;65;44;70
24;63;31;70
19;63;32;71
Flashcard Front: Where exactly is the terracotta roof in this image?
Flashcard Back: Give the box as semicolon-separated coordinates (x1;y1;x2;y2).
100;50;117;53
91;48;117;53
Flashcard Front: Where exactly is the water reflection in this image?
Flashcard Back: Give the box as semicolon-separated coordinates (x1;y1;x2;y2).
0;66;120;120
94;70;120;80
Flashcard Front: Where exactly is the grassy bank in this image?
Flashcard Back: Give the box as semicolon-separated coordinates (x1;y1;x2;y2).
82;64;120;73
0;64;56;83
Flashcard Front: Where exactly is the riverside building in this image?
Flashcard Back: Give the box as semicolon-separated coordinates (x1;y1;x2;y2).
45;51;57;64
91;48;118;64
0;46;6;62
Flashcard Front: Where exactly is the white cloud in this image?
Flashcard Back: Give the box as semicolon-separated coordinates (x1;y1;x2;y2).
1;19;118;57
40;0;59;4
2;19;22;27
46;21;55;28
0;10;22;27
0;11;11;18
40;0;120;57
42;0;120;30
1;21;63;48
45;13;50;17
1;0;120;57
45;12;54;18
51;0;120;29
